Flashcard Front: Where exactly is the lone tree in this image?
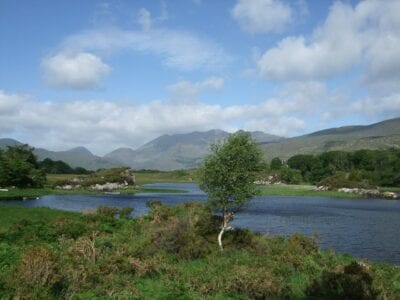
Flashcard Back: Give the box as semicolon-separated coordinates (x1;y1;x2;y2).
199;132;264;251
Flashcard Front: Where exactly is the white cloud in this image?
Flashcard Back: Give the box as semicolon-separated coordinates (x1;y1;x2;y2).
257;0;400;84
42;52;110;89
167;77;224;99
60;26;231;71
4;81;393;155
0;90;25;115
0;86;322;154
244;116;305;136
231;0;292;34
351;94;400;120
137;8;152;31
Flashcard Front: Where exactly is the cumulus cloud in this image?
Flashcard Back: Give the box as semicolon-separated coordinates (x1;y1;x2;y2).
0;85;326;154
42;52;110;89
257;0;400;84
167;77;224;99
231;0;292;34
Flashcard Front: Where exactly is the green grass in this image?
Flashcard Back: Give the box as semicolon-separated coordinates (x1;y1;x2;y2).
0;205;79;231
0;203;399;299
134;169;199;184
257;184;362;198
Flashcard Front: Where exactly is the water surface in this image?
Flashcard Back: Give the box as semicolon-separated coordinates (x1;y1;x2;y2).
2;183;400;264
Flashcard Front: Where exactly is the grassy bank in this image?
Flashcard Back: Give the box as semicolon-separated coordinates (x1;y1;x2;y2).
0;203;399;299
257;184;362;198
0;172;188;200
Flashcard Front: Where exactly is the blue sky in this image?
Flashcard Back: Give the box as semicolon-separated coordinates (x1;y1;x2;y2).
1;0;399;154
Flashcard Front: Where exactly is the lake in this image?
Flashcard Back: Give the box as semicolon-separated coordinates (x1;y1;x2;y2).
2;182;400;264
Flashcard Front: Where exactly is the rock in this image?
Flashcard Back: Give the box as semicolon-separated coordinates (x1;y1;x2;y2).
0;188;8;192
90;182;128;192
383;191;398;199
120;168;135;185
315;186;328;191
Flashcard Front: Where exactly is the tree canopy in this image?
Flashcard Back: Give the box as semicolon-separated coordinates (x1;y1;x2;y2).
0;145;46;188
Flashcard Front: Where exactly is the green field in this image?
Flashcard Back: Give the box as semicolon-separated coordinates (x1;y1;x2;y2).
1;203;399;299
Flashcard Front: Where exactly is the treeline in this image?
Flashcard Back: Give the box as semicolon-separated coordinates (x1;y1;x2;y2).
270;149;400;187
39;158;92;175
0;145;91;188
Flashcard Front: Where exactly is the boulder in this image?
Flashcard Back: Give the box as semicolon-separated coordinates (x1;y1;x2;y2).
383;191;398;199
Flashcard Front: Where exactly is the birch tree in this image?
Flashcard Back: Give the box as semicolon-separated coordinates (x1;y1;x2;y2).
199;132;264;251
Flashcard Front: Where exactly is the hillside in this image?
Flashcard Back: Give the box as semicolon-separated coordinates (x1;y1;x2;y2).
261;117;400;161
105;130;282;170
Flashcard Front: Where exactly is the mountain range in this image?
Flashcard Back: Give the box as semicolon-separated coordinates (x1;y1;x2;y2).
1;117;399;170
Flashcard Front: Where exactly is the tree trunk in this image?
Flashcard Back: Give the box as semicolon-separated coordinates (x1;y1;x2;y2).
218;210;233;252
218;226;225;252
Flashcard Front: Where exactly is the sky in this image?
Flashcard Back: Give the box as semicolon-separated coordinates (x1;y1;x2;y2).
1;0;400;155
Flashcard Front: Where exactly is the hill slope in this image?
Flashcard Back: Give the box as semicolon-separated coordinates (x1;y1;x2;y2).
105;130;282;170
261;117;400;161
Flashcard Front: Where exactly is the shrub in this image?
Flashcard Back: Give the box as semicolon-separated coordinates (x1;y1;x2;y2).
10;245;60;298
119;207;134;219
317;172;374;190
306;262;381;299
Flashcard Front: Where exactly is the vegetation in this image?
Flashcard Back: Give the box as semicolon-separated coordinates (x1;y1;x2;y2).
39;158;92;175
200;132;265;251
268;149;400;188
0;145;46;188
1;203;399;299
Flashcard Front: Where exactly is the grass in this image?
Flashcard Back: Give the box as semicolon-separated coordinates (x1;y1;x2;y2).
134;169;199;184
257;184;362;198
0;203;399;299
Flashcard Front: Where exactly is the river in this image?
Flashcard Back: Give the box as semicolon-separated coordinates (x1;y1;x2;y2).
2;182;400;264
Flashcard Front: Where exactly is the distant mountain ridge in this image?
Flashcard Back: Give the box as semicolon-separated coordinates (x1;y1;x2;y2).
1;117;399;170
105;130;282;170
260;117;400;161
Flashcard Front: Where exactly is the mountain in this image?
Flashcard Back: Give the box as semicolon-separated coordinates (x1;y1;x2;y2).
0;139;122;170
0;138;23;148
2;117;399;170
105;130;283;170
33;148;122;170
260;117;400;161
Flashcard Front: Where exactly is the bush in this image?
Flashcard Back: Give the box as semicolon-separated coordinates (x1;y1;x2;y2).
10;245;60;298
306;262;381;299
317;172;375;190
278;166;303;184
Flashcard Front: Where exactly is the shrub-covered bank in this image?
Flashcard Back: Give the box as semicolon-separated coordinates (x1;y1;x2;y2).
1;203;399;299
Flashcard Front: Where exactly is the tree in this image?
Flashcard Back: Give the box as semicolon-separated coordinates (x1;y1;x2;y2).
199;132;264;251
0;145;46;188
270;157;283;170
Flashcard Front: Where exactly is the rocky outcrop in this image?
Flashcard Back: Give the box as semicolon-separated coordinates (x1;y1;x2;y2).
90;182;128;192
254;175;281;185
337;187;398;199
